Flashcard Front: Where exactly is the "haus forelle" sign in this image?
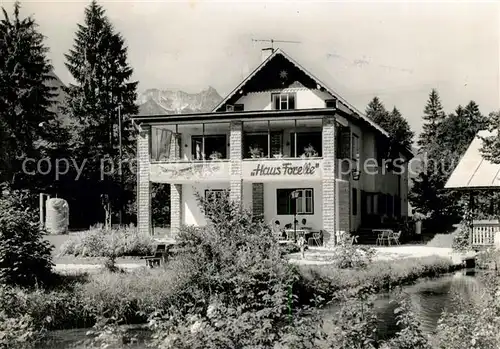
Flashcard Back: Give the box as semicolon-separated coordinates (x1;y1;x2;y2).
250;162;320;177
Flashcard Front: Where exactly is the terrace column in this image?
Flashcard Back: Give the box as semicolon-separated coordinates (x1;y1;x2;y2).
252;183;264;221
137;125;151;235
230;120;243;204
170;184;182;238
170;131;181;160
322;116;337;247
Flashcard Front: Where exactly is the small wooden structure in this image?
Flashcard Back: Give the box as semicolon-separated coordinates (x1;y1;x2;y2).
445;130;500;249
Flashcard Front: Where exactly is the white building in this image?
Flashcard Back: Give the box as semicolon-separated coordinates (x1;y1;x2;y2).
133;49;412;246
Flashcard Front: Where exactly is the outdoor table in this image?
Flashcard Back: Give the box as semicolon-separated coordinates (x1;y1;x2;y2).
284;228;312;242
373;229;394;246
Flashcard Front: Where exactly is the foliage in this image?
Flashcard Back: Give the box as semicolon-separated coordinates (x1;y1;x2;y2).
298;256;454;304
152;183;170;227
147;192;326;348
479;110;500;163
382;294;432;349
0;187;54;287
329;233;376;269
58;224;155;257
439;103;488;156
0;2;65;188
82;316;138;349
365;97;414;150
0;311;40;349
418;88;446;149
325;296;379;348
59;0;139;226
451;224;472;252
434;273;500;349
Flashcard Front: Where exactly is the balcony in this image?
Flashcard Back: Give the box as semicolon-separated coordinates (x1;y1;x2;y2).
151;160;231;183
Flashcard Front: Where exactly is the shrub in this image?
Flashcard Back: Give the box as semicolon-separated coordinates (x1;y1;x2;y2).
297;256;454;305
0;187;54;287
382;294;432;349
0;311;40;349
433;273;500;349
58;224;155;257
148;191;322;347
451;224;471;252
328;233;375;269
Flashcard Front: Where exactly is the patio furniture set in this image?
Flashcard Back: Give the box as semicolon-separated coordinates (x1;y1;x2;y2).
271;219;324;246
374;229;401;246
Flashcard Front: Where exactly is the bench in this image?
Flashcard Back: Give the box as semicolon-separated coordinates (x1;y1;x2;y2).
143;244;169;268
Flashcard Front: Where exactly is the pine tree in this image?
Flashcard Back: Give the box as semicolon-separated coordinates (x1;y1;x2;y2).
418;89;446;150
387;107;414;149
366;96;389;124
480;111;500;163
0;2;59;187
366;97;414;160
62;0;138;225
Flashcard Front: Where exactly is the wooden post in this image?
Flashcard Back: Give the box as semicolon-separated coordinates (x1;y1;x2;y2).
39;193;44;228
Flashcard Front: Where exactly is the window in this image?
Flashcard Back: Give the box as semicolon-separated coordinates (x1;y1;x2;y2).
290;132;322;157
244;133;269;158
276;188;314;215
234;104;244;111
243;132;284;158
351;134;360;160
352;188;358;216
151;127;173;161
325;99;337;108
272;93;296;110
191;135;227;160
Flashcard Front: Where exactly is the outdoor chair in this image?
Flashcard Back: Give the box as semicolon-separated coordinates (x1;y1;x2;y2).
376;231;391;246
388;230;401;245
308;231;323;247
272;220;285;241
143;244;168;268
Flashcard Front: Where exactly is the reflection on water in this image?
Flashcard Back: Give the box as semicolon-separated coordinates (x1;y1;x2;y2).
37;270;483;348
323;269;484;339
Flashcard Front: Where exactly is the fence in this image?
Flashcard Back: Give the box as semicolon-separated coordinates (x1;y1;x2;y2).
472;220;499;247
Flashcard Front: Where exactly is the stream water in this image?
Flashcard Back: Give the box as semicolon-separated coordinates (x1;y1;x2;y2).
37;270;482;348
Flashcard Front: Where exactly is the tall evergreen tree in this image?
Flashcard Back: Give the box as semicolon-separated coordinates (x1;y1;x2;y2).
387;107;414;149
0;2;59;187
62;0;138;225
418;89;446;150
366;96;389;125
480;111;500;163
366;97;414;164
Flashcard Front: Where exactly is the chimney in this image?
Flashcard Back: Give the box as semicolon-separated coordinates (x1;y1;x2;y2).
261;48;274;62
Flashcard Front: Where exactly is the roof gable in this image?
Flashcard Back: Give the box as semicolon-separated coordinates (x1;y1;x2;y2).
445;130;500;189
212;49;390;138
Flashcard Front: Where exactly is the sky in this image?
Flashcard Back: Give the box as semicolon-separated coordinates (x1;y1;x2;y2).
5;0;500;137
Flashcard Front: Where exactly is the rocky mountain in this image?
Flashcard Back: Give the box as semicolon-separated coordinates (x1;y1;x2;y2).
137;86;223;115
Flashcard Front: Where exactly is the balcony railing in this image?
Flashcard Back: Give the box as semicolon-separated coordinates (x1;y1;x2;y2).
150;160;231;183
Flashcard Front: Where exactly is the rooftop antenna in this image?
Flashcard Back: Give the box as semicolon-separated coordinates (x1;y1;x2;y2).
251;38;301;50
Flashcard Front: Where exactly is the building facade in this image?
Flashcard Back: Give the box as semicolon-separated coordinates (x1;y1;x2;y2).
133;49;412;246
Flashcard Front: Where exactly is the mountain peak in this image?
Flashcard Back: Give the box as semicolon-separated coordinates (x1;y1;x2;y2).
138;86;223;115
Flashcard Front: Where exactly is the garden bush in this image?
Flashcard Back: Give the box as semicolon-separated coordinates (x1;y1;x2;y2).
328;233;376;269
147;191;324;348
297;256;454;305
0;187;54;287
433;273;500;349
58;224;155;257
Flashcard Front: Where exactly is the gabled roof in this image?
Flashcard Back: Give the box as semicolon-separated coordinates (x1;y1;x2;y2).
445;130;500;189
212;48;390;139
